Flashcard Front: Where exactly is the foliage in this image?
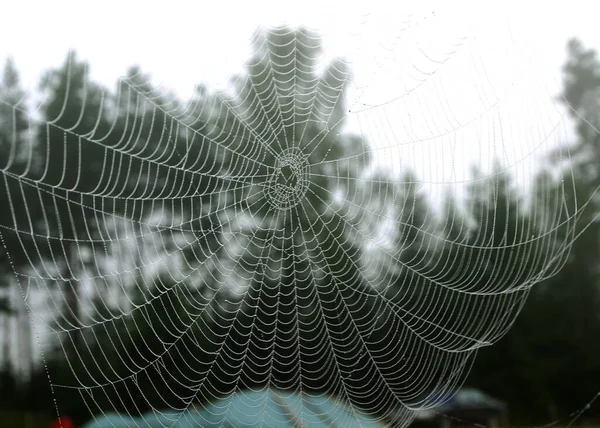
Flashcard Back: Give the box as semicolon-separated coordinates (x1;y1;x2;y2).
1;30;600;428
467;38;600;425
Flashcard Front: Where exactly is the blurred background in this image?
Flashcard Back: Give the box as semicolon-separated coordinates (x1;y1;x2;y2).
1;2;600;427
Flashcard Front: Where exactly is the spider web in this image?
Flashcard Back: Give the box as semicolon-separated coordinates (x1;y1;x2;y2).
0;8;578;428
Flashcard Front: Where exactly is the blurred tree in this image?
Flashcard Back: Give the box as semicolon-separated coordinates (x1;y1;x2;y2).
520;37;600;422
207;26;377;407
0;58;34;379
465;162;568;423
22;26;592;428
56;26;398;420
36;51;113;363
467;39;600;425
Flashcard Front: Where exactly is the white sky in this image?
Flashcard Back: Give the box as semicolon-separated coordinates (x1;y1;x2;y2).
1;1;600;195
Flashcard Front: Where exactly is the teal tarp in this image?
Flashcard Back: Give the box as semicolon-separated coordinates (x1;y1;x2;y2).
83;389;384;427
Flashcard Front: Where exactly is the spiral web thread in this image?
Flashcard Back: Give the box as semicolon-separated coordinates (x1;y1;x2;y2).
0;15;578;428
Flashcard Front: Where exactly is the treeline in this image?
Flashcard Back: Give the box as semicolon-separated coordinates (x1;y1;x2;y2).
0;28;598;426
467;38;600;426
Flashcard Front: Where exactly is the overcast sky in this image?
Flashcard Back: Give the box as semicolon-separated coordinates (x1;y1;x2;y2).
2;2;599;93
1;2;600;194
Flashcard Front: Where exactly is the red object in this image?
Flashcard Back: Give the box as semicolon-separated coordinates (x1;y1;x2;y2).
51;416;74;428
